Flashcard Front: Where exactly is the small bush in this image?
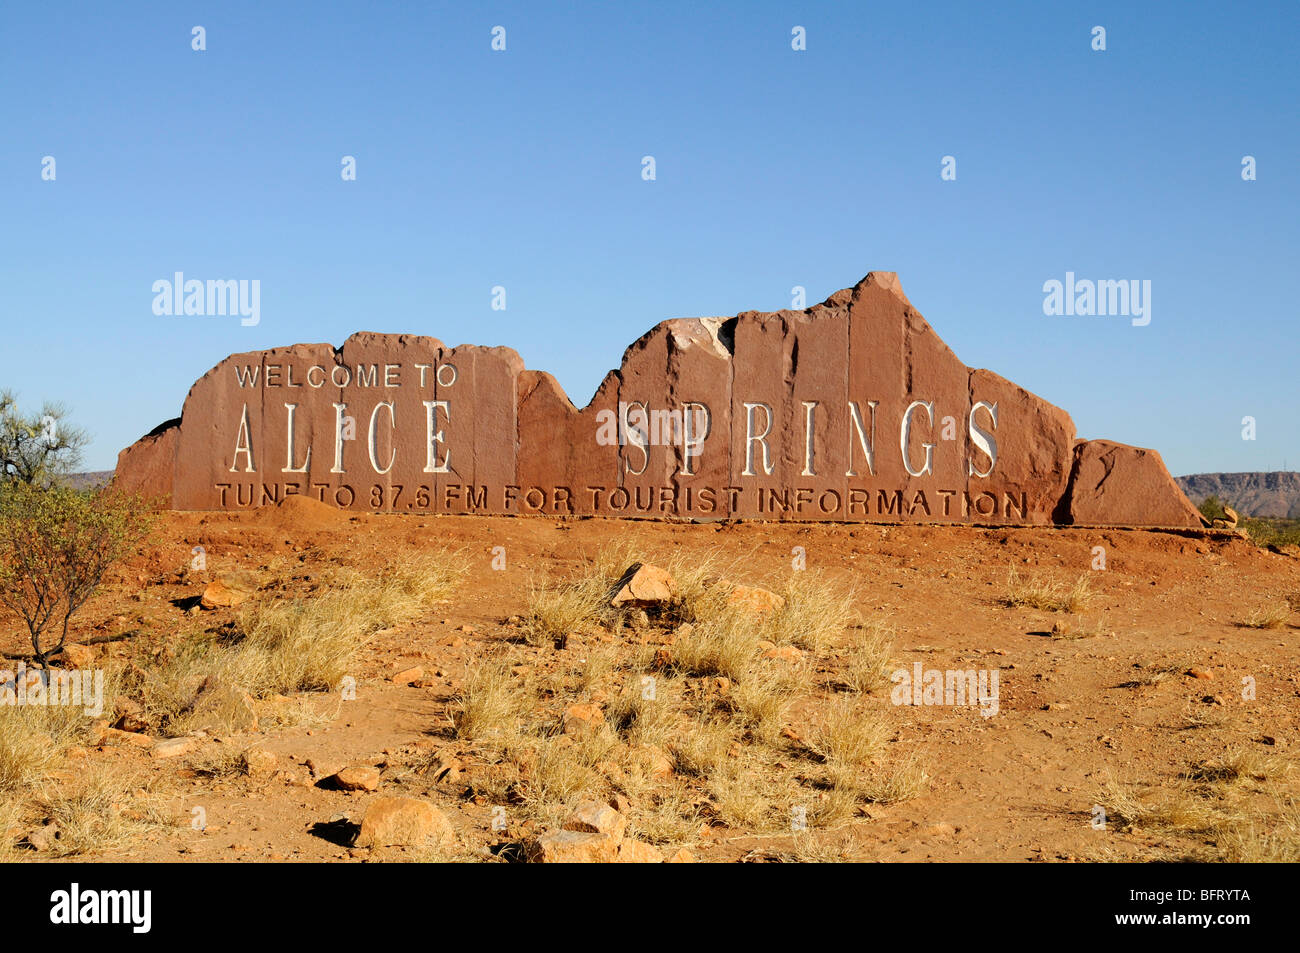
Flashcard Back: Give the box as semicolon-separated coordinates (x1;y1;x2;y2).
0;484;155;663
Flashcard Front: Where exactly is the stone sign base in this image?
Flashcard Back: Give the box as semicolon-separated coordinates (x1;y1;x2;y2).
115;272;1203;529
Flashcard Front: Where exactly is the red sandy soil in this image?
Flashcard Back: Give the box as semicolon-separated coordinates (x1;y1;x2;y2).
5;498;1299;862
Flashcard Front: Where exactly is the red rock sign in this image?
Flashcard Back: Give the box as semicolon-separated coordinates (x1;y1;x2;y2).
115;272;1202;527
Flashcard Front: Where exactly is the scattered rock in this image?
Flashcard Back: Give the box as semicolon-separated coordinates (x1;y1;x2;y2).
528;829;621;863
665;847;696;863
152;737;197;759
200;574;256;610
188;675;259;733
561;703;604;736
760;644;804;663
59;643;96;668
562;801;627;841
112;697;149;733
26;823;60;853
1186;668;1214;680
244;747;278;778
392;666;424;686
306;758;343;781
609;563;676;607
616;839;665;863
1216;506;1241;529
608;793;633;815
355;797;454;849
629;744;673;780
104;727;154;749
723;582;786;616
333;765;381;792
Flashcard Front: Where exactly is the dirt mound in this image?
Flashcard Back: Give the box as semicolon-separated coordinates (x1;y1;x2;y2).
259;494;353;533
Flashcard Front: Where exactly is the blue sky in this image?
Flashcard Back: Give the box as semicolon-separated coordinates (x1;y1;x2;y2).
2;1;1297;474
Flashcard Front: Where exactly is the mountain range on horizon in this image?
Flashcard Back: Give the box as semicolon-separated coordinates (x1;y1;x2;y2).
1175;471;1300;519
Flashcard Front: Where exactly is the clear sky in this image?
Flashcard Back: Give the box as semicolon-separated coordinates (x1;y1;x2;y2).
2;1;1297;475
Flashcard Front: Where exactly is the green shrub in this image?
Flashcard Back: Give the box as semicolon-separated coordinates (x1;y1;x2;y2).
0;483;155;663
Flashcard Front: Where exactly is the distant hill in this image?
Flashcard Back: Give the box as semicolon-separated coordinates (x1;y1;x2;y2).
62;470;114;491
1176;472;1300;519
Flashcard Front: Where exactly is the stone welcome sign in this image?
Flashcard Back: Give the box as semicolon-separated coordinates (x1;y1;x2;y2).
116;272;1202;528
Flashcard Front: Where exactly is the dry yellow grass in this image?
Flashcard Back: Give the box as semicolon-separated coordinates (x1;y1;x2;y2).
1100;780;1222;835
1097;751;1297;860
623;779;703;845
606;673;680;748
520;575;605;647
1118;662;1184;689
709;759;777;831
0;689;103;792
1241;603;1290;630
765;571;859;652
669;609;761;681
1187;748;1289;790
662;548;734;624
507;732;616;820
519;542;654;647
668;716;736;778
453;660;524;742
804;698;928;808
573;647;618;694
725;664;801;744
807;697;889;791
332;549;926;852
127;554;465;735
0;799;21;859
190;743;268;778
782;831;854;862
842;619;894;693
232;558;458;694
29;767;163;858
1003;569;1092;613
492;551;924;842
1217;799;1300;862
856;753;931;804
